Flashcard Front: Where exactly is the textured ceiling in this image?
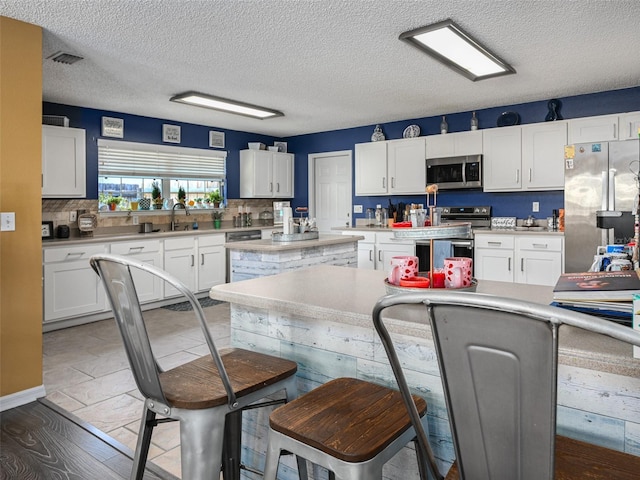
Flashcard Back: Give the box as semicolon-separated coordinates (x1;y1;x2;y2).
2;0;640;137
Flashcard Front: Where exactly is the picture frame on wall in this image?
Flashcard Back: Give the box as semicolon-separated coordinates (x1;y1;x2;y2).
209;130;225;148
41;221;54;240
101;116;124;138
163;124;181;143
274;141;287;153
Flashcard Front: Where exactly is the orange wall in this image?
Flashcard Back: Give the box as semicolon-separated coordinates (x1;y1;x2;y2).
0;17;43;397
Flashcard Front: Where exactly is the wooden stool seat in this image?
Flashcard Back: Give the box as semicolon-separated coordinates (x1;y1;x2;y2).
445;435;640;479
268;377;427;464
160;348;298;409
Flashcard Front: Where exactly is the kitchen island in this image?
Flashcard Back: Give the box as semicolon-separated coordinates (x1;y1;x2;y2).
226;233;363;281
210;265;640;479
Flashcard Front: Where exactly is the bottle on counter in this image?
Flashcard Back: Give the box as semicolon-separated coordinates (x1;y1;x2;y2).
366;208;375;227
375;204;387;227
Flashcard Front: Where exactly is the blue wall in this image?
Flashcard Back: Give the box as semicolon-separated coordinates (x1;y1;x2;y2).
44;85;640;221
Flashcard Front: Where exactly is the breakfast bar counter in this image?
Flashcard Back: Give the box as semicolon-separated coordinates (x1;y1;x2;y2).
210;265;639;478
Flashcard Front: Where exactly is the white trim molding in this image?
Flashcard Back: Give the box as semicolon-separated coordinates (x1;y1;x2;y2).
0;385;46;412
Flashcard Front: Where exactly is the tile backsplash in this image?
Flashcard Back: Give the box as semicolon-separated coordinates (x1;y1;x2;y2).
42;198;276;237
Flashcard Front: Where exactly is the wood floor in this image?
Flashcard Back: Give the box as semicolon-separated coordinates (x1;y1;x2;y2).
0;398;176;480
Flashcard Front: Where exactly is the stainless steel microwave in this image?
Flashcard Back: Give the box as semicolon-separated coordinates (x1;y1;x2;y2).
426;154;482;190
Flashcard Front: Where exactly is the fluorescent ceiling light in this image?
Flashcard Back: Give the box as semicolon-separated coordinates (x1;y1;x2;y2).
170;92;284;119
399;20;515;81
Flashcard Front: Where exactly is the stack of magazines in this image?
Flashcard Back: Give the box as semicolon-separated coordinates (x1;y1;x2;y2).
552;271;640;325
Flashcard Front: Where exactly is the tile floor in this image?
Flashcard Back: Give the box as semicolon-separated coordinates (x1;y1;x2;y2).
42;301;231;478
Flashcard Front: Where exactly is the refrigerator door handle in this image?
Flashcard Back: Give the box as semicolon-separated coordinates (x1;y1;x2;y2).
601;171;608;211
609;168;616;210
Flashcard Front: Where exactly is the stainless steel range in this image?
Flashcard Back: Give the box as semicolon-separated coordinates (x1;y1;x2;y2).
416;206;491;274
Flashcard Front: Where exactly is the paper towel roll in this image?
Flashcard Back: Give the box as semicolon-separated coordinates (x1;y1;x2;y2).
283;207;293;234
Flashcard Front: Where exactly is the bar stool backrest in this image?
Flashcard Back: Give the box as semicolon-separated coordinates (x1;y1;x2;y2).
90;253;236;409
373;291;640;480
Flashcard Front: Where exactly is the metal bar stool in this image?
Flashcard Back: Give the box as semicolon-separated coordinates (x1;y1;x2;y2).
90;254;303;480
373;291;640;480
262;376;433;480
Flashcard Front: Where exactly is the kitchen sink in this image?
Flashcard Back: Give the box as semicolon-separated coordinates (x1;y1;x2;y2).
514;226;547;231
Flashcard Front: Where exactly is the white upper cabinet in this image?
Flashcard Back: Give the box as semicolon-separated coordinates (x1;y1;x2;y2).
425;130;483;158
387;138;426;194
618;112;640;140
521;121;567;190
483;122;566;192
482;125;522;191
355;138;426;196
568;112;640;144
42;125;86;197
240;149;294;198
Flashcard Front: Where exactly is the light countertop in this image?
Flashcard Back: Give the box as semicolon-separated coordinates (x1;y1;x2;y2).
224;234;364;251
332;226;564;236
210;265;638;377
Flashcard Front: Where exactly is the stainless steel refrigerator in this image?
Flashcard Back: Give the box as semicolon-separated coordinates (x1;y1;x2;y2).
564;139;640;272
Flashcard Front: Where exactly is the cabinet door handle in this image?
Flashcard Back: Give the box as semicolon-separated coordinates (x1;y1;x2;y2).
391;177;395;188
382;178;386;189
129;246;144;252
613;123;617;139
201;253;205;265
532;243;548;249
508;258;511;271
66;252;85;258
369;250;373;262
191;255;195;267
378;250;382;262
270;182;273;192
630;122;633;138
529;168;532;182
516;169;520;184
276;182;280;193
521;258;524;272
488;241;502;246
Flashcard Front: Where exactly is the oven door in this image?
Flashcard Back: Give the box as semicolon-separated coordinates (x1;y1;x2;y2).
416;238;475;274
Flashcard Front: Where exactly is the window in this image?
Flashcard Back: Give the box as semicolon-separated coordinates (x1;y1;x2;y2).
97;139;226;210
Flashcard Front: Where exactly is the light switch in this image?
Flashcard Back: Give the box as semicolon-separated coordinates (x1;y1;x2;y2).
532;202;540;212
354;205;363;213
1;212;16;231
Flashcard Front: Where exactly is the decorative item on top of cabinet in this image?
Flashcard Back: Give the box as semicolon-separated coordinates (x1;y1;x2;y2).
496;111;520;127
470;111;478;130
440;116;448;134
371;125;385;141
545;99;563;121
402;124;420;138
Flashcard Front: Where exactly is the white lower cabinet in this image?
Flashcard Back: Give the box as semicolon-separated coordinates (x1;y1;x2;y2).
344;230;415;270
474;234;515;283
515;236;563;286
43;244;108;322
163;234;226;297
475;233;563;286
164;237;197;297
110;239;163;303
197;234;225;292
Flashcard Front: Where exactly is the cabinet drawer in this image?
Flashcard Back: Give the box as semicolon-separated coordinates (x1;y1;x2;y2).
345;230;376;243
517;236;563;252
111;240;162;255
198;234;225;248
474;234;515;249
164;237;195;250
44;244;107;263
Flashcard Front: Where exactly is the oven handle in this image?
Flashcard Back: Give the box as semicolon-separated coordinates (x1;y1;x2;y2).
450;239;474;248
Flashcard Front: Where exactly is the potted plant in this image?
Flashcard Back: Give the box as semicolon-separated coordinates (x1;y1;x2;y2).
100;193;122;211
151;181;163;209
208;189;223;208
178;186;186;204
212;210;224;229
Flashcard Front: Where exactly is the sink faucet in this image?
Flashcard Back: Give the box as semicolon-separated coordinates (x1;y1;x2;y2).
171;203;190;231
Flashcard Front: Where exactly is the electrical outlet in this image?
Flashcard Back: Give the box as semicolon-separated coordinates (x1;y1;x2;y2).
69;211;77;222
532;202;540;212
133;215;139;225
354;205;363;214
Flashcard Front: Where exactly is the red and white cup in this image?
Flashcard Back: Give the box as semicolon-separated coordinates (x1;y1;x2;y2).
444;257;473;288
388;256;419;286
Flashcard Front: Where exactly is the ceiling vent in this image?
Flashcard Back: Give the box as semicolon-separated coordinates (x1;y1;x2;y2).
47;51;84;65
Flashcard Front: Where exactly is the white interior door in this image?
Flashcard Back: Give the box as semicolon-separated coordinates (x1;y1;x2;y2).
309;151;352;233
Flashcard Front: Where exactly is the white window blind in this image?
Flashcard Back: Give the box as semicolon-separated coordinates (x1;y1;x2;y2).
98;139;226;179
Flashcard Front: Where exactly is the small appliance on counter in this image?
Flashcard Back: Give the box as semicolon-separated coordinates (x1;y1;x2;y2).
273;201;290;226
56;225;70;238
140;222;153;233
78;213;97;237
